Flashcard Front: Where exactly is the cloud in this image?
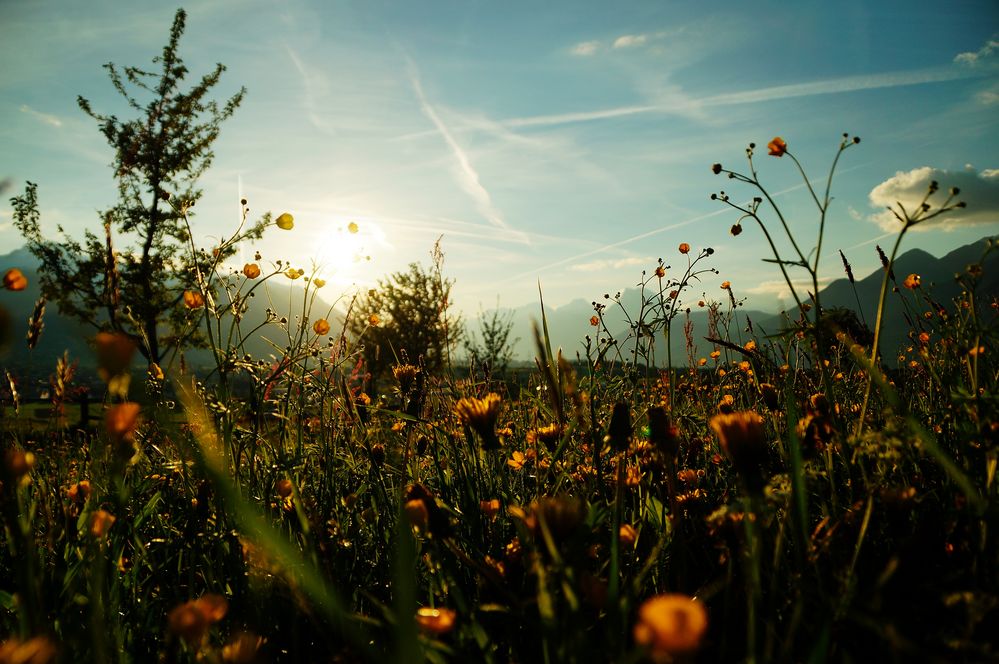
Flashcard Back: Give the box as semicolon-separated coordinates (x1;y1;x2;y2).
744;277;834;299
867;166;999;231
954;37;998;67
19;104;62;127
406;60;528;243
570;256;653;272
571;40;600;56
613;34;648;49
975;82;999;106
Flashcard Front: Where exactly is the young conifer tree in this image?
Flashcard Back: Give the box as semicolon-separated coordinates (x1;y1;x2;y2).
13;9;261;365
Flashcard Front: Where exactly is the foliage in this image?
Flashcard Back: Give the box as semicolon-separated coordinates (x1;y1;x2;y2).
348;260;463;390
11;9;259;366
463;303;519;378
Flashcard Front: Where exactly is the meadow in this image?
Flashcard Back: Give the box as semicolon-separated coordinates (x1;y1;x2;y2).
2;135;997;664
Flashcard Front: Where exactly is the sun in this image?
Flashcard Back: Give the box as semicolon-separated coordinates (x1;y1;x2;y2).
310;219;371;285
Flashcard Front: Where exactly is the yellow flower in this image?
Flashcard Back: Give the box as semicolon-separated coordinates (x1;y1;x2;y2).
415;607;457;635
183;290;204;308
744;340;757;352
0;636;57;664
678;242;690;254
313;318;330;335
148;362;164;381
2;268;28;291
455;393;503;449
721;281;731;290
313;278;326;288
619;523;638;546
633;594;708;658
275;478;293;498
285;268;304;280
767;136;787;157
654;265;666;278
242;263;261;279
275;212;294;230
507;450;528;470
105;403;142;445
90;509;116;539
903;273;921;289
480;498;501;519
709;411;768;492
368;313;380;326
347;221;359;234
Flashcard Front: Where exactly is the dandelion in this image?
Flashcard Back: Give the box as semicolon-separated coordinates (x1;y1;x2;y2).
709;411;768;493
903;273;921;289
767;136;787;157
678;243;690;254
455;393;503;449
633;594;708;659
313;318;330;335
275;212;294;230
2;268;28;291
242;263;260;279
90;509;116;539
183;290;204;308
415;607;457;635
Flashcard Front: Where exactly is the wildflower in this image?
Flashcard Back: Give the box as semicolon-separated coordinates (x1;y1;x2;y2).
455;393;503;450
531;496;586;543
313;318;330;335
620;523;638;546
222;632;264;663
633;594;708;658
605;402;632;451
678;242;690;254
759;383;779;410
313;278;326;288
403;484;451;537
654;265;665;278
148;362;164;381
528;423;564;451
183;290;204;308
903;273;921;289
0;636;57;664
95;332;136;382
404;498;429;529
90;509;116;539
105;403;141;446
368;313;380;326
284;267;304;280
4;449;35;479
275;212;294;230
744;340;757;352
590;315;600;326
480;498;501;519
718;394;735;414
767;136;787;157
698;357;707;366
276;478;293;498
709;411;768;493
711;163;722;174
710;350;721;360
67;480;92;503
730;223;743;236
721;281;731;289
347;221;359;234
168;594;228;645
415;607;457;635
969;345;985;357
507;450;528;470
2;268;28;291
242;263;260;279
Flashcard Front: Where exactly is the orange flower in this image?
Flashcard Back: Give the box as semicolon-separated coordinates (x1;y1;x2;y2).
479;498;501;519
67;480;92;503
619;523;638;547
415;607;457;635
242;263;261;279
183;290;204;308
105;403;141;444
590;315;600;326
654;265;665;278
633;594;708;658
404;498;429;529
275;478;293;498
744;340;757;352
0;636;57;664
767;136;787;157
709;411;768;492
168;593;229;644
678;242;690;254
2;268;28;291
313;318;330;335
275;212;294;230
368;313;380;327
95;332;136;381
720;281;731;290
507;450;528;470
90;509;116;539
903;273;921;289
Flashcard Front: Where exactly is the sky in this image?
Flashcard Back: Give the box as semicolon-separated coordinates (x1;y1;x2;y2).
1;0;997;318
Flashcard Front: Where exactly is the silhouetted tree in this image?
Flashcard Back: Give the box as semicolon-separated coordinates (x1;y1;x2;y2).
12;9;259;365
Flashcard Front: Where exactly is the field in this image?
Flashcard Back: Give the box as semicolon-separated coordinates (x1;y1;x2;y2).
3;176;998;664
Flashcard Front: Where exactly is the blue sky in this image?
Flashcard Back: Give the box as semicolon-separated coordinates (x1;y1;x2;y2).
1;0;997;316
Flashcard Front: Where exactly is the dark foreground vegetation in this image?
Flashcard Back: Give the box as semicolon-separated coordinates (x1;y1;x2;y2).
2;9;997;664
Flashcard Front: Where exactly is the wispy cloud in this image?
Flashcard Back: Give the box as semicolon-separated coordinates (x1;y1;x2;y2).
570;256;652;272
499;66;986;130
613;34;647;49
20;104;62;127
284;46;336;136
406;59;528;243
954;36;998;67
744;277;834;298
570;40;600;56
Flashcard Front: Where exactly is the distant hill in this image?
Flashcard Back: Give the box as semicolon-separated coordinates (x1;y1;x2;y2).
2;236;996;387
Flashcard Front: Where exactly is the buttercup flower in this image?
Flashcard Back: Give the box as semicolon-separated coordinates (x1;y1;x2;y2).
347;221;359;234
633;594;708;659
90;509;116;539
183;290;204;308
313;318;330;335
678;243;690;254
767;137;787;157
242;263;261;279
275;213;294;230
2;268;28;291
590;315;600;326
415;607;457;635
903;273;921;289
709;410;768;492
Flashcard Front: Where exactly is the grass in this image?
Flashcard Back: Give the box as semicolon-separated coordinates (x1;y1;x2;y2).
1;137;997;663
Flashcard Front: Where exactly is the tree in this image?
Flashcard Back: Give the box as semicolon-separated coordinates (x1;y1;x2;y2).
463;303;519;378
349;262;463;390
12;9;258;366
